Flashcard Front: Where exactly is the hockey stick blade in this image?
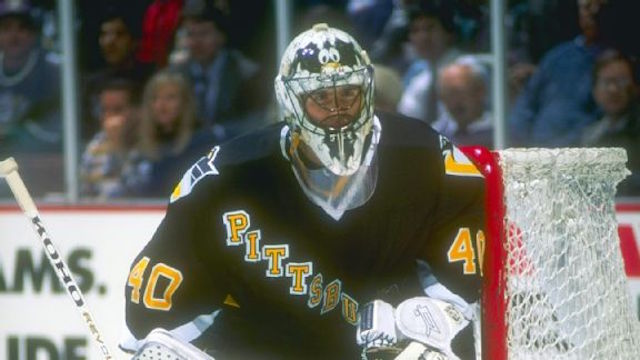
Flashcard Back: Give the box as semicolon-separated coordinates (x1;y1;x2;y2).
1;157;116;359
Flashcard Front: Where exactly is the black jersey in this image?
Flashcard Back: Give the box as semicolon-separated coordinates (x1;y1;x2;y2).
122;111;486;359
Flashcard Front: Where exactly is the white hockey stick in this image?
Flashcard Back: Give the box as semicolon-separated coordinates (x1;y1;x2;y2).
0;157;115;360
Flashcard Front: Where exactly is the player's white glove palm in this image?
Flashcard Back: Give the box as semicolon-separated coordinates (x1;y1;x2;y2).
357;297;469;360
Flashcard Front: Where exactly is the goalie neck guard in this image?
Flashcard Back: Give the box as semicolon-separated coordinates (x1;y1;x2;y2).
275;23;375;176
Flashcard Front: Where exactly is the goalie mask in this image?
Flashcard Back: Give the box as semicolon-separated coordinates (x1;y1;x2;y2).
275;23;375;176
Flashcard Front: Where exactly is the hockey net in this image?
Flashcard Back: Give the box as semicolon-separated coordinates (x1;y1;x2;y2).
462;147;640;360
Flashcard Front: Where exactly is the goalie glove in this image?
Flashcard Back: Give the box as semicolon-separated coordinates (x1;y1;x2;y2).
357;297;469;360
357;300;403;359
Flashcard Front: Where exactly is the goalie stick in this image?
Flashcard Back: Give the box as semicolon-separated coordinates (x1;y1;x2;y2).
0;157;114;360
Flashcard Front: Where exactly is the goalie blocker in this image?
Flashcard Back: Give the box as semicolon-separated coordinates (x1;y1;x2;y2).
357;297;469;360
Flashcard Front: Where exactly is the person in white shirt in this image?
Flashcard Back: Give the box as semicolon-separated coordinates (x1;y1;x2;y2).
396;1;462;124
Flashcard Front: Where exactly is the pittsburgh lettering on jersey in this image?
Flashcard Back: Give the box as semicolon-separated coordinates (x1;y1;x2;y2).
307;273;323;308
223;210;250;246
244;231;262;262
222;210;359;325
320;279;342;315
286;262;312;295
262;245;289;277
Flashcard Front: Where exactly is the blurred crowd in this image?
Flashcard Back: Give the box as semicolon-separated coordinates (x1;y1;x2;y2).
0;0;638;199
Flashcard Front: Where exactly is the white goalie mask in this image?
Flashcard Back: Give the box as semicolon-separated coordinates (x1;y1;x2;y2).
275;23;375;176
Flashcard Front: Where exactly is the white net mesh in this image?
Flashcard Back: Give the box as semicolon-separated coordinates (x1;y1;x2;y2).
498;148;639;360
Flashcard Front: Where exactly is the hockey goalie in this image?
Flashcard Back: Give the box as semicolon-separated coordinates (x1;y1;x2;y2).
121;21;485;360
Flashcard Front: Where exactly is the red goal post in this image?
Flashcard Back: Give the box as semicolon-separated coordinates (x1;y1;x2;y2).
460;146;507;360
460;146;639;360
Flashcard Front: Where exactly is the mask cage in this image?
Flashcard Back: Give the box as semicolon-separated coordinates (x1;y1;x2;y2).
282;66;375;136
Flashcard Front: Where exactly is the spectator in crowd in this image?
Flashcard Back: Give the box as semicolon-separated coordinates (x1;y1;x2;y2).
373;63;403;112
397;1;463;124
582;50;640;196
174;0;266;142
401;1;460;86
0;0;60;154
368;0;487;73
509;0;605;147
596;0;640;62
135;70;214;197
136;0;185;68
508;61;537;108
77;0;149;72
80;79;143;199
0;0;63;198
83;5;153;141
295;2;355;36
345;0;394;51
366;0;411;69
469;0;581;64
524;0;581;63
433;56;493;148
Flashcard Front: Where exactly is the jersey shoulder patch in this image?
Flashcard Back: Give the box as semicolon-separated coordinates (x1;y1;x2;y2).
170;146;220;203
439;136;482;178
